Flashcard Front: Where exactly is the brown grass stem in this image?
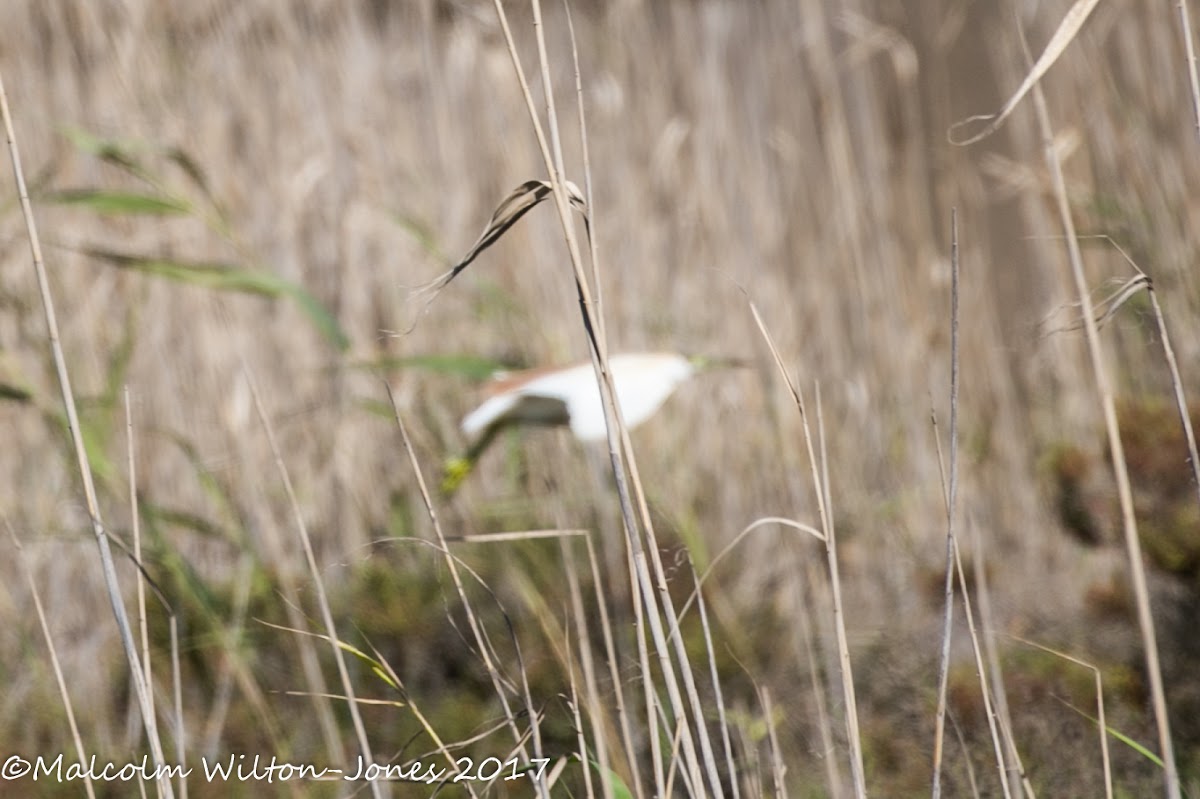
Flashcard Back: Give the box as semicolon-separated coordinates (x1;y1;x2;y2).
749;302;866;798
952;539;1012;799
561;536;616;799
693;561;740;799
169;616;186;799
761;686;788;799
493;1;720;792
243;366;383;799
1008;636;1114;799
126;387;155;751
565;650;597;799
971;521;1033;799
563;0;606;346
8;523;98;799
0;68;174;799
585;535;646;799
1178;0;1200;137
1029;52;1181;799
384;380;548;797
932;207;962;799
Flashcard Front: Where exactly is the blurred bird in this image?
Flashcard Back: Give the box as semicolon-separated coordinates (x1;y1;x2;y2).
441;352;739;494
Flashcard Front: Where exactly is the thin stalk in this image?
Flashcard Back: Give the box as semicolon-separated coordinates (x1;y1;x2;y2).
972;525;1033;798
9;524;98;799
814;384;866;798
750;302;865;797
561;537;615;799
932;208;961;799
585;534;647;799
127;388;155;746
693;561;740;799
170;616;187;799
1178;0;1200;137
565;651;596;798
244;369;383;799
761;687;788;799
0;70;174;799
1030;62;1180;799
385;382;548;799
491;1;713;793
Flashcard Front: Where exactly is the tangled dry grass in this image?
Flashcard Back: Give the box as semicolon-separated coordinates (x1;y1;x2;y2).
2;0;1199;796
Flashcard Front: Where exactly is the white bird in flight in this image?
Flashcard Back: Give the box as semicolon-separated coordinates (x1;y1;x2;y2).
442;352;739;493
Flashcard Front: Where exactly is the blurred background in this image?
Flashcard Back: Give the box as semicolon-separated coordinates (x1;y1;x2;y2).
1;0;1198;795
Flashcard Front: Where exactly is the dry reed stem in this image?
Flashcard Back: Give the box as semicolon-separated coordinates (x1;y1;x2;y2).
629;544;666;797
123;398;193;798
0;69;174;799
561;536;615;799
1012;636;1116;799
445;529;589;543
949;0;1100;145
170;617;186;799
660;710;689;798
384;381;549;797
564;652;597;799
1086;236;1200;525
953;539;1012;798
191;318;344;763
731;709;760;797
761;686;788;799
971;522;1034;799
749;301;866;798
401;709;488;796
799;572;844;799
946;711;981;799
1145;282;1200;508
302;623;484;798
691;559;740;799
8;523;98;799
244;367;383;799
252;526;347;764
126;388;155;752
583;537;643;796
200;554;266;757
932;208;962;799
1029;49;1181;799
563;0;606;346
813;384;866;797
491;1;717;792
1179;0;1200;136
585;534;647;799
676;517;824;624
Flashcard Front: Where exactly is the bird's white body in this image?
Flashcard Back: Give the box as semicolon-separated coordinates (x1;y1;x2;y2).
462;352;697;443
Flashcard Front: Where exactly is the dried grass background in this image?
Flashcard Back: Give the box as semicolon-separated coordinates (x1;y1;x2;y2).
2;0;1199;795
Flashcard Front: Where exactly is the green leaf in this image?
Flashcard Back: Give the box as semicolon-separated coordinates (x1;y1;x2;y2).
45;188;192;216
165;147;215;201
276;280;351;352
583;759;634;799
1106;725;1164;767
61;127;145;173
81;248;350;351
1064;700;1165;767
141;502;227;540
0;383;32;403
351;354;509;380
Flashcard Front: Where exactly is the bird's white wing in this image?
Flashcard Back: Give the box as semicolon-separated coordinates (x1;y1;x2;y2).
521;364;607;441
461;392;522;439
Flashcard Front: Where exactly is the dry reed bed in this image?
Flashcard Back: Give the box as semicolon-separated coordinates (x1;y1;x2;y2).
1;0;1198;795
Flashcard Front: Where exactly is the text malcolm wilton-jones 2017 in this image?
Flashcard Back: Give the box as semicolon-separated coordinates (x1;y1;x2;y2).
3;753;551;784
